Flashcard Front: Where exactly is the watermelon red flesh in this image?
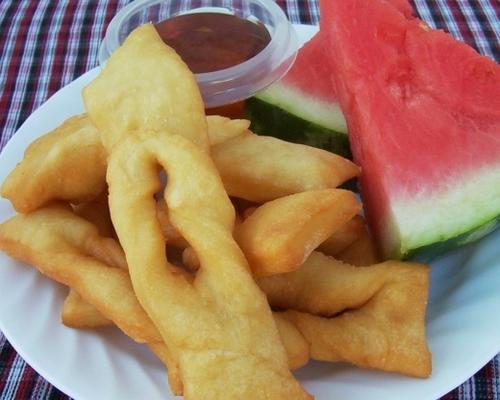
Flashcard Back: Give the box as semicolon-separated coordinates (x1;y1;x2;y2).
323;0;500;259
279;32;338;104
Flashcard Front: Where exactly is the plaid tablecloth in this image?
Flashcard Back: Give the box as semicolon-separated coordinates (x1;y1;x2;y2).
0;0;499;399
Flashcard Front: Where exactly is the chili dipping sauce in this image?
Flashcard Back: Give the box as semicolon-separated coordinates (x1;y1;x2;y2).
154;12;272;74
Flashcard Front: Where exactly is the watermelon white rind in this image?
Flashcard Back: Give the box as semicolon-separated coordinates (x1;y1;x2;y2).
386;165;500;259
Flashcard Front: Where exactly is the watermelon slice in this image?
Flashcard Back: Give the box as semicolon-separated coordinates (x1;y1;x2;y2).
323;0;500;259
245;31;350;157
244;0;415;159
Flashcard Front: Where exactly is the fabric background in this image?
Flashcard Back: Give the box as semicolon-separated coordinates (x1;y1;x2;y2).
0;0;499;398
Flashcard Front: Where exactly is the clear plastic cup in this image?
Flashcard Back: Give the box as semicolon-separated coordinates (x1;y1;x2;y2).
99;0;298;108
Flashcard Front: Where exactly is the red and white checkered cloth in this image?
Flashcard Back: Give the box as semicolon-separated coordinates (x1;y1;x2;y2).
0;0;499;398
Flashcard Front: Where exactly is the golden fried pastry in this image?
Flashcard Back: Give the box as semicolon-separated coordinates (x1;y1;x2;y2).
61;290;112;328
84;24;310;398
83;24;209;152
273;313;310;370
262;252;431;377
259;251;427;316
1;115;106;213
61;283;310;371
73;191;115;238
0;204;183;393
235;189;360;277
206;115;250;145
317;215;366;256
0;204;158;342
107;132;311;399
335;225;381;266
211;133;360;202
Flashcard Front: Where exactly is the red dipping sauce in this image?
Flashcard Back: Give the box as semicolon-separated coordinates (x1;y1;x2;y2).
155;12;271;74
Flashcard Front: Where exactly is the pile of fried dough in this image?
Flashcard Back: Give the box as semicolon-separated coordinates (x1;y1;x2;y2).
0;24;431;399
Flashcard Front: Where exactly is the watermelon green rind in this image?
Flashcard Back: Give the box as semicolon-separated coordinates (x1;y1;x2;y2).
408;215;500;262
255;82;348;134
245;96;351;158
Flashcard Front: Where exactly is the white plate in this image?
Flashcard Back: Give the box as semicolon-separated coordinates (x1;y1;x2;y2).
0;24;499;400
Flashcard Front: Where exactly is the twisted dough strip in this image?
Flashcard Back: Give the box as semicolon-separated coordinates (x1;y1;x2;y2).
260;251;431;378
0;204;183;392
1;115;107;213
107;132;311;399
61;290;112;328
82;24;209;153
61;289;310;372
0;204;158;341
234;189;361;277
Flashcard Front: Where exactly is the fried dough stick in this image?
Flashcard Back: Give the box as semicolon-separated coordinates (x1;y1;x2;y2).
1;109;355;218
155;199;189;248
84;24;309;398
82;25;209;152
0;205;159;342
0;204;183;394
235;189;361;277
107;133;311;399
62;290;310;370
64;192;117;328
317;215;366;256
335;225;381;266
1;115;107;213
205;115;250;145
258;251;427;317
260;252;431;377
62;290;112;328
211;132;360;202
73;191;115;238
